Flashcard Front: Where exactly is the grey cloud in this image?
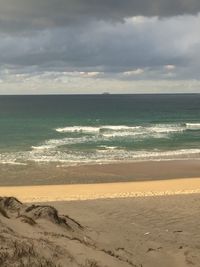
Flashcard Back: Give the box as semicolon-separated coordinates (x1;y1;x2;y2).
0;15;199;76
0;0;200;32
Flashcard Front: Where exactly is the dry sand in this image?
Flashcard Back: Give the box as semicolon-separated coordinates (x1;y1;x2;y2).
0;177;200;202
0;193;200;266
51;193;200;267
0;170;200;266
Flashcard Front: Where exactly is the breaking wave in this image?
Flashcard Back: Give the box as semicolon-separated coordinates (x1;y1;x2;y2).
56;126;100;133
55;124;187;139
1;122;200;166
55;122;200;138
1;148;200;165
186;123;200;130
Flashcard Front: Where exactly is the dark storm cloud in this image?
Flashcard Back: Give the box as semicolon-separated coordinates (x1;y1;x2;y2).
0;0;200;32
0;15;199;75
0;0;200;89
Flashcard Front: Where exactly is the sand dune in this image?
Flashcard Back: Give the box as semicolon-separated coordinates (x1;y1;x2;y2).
0;177;200;266
1;193;200;266
0;197;132;267
52;194;200;267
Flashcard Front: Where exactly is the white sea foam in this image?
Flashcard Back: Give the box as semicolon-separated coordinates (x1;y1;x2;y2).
98;145;118;150
31;123;193;153
56;126;100;133
2;122;200;166
31;145;55;151
31;136;96;151
1;148;200;165
102;125;141;130
55;123;200;136
133;149;200;159
102;124;184;138
147;125;184;133
186;123;200;130
55;124;187;138
0;161;27;166
33;148;200;162
56;125;142;133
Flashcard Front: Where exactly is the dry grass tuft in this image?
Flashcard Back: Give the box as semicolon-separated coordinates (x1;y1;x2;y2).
18;215;37;226
0;206;9;218
83;259;101;267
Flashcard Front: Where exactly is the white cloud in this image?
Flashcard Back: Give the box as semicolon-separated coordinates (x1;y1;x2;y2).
80;71;102;77
123;68;144;76
0;67;200;94
164;65;176;70
126;16;153;24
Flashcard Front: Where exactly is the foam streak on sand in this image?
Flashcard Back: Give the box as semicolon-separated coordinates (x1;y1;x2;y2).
1;178;200;202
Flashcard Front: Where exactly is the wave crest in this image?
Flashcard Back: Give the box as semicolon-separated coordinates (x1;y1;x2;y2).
1;148;200;165
186;123;200;130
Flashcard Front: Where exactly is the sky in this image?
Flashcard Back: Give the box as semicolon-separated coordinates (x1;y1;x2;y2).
0;0;200;94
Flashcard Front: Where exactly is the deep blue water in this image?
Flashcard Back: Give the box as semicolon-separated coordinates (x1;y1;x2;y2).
0;94;200;165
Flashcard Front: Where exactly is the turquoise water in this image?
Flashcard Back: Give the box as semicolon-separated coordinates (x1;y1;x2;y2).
0;94;200;165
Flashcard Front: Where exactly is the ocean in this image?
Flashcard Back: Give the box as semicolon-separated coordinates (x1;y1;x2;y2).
0;94;200;166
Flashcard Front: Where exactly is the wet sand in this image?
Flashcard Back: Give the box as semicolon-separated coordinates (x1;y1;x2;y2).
0;160;200;266
0;159;200;186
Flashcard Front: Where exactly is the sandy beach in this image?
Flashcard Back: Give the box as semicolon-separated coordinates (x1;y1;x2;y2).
0;177;200;202
0;162;200;266
52;193;200;266
1;159;200;186
0;189;200;266
1;1;200;265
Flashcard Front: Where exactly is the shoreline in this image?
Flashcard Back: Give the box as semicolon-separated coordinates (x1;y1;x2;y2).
0;177;200;202
0;159;200;186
